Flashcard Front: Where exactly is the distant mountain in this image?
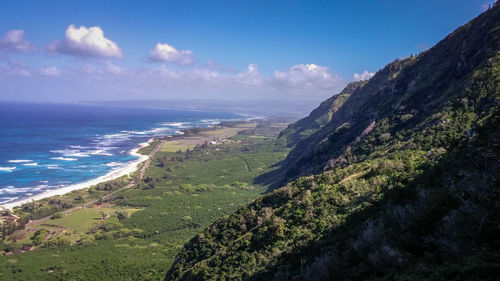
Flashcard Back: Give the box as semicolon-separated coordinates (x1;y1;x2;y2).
166;4;499;280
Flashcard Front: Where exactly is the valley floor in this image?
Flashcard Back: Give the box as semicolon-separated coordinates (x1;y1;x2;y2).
0;121;289;280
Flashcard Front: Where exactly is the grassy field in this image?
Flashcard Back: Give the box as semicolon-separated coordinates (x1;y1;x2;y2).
159;141;195;152
159;124;256;152
0;122;289;280
50;207;142;233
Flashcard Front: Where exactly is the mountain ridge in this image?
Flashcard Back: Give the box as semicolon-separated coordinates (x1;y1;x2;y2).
278;81;365;147
280;4;499;180
166;4;500;280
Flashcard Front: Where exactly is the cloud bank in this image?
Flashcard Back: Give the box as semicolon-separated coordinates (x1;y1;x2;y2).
1;59;350;101
71;62;347;99
0;59;62;78
0;30;36;52
48;25;123;58
272;64;344;93
0;59;31;76
148;43;195;66
38;66;60;76
0;26;350;101
353;70;375;81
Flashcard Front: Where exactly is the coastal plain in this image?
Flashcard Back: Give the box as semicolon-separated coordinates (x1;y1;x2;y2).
0;121;289;280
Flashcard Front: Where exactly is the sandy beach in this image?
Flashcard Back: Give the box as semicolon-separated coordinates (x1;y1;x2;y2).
0;139;153;210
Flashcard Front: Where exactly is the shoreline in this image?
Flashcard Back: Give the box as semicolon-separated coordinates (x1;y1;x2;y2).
0;139;154;210
0;117;257;211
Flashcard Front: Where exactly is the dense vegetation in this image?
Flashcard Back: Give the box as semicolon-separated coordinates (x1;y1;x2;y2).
0;123;288;280
0;4;498;281
278;4;500;181
166;5;500;280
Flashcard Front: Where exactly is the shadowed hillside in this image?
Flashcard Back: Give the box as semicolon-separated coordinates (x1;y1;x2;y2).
166;4;500;280
279;3;500;181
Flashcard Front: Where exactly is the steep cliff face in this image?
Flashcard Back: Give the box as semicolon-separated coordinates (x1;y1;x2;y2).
281;4;500;180
166;4;500;281
278;81;364;147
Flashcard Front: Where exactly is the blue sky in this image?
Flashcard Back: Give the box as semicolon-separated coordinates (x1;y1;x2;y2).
0;0;494;102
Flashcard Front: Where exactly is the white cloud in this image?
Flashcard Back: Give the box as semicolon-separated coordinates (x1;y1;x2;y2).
81;63;99;74
48;25;123;58
235;63;262;85
75;62;347;98
105;62;124;75
271;64;346;95
39;66;60;76
0;59;31;76
1;60;61;77
148;43;195;65
353;70;375;81
2;59;347;100
79;62;125;75
0;30;36;52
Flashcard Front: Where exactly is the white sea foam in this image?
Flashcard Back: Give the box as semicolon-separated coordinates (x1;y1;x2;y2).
121;130;147;135
69;145;90;149
1;139;153;210
0;185;59;196
0;186;24;194
50;149;90;157
22;162;38;166
50;157;78;161
7;159;32;163
46;164;59;169
54;145;115;158
0;197;18;204
122;127;176;136
0;167;16;172
95;133;131;146
200;119;223;125
88;149;113;156
161;122;188;128
105;162;123;167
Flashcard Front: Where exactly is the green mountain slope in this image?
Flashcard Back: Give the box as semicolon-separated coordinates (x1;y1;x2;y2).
166;4;500;280
280;4;500;180
278;81;364;147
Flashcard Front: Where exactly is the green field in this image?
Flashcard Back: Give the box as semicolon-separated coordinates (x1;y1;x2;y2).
0;123;289;280
159;124;256;152
49;207;142;233
159;141;195;152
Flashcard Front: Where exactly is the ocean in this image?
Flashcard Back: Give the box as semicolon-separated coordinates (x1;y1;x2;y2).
0;102;243;207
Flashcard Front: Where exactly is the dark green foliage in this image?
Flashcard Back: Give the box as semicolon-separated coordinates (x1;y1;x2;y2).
49;212;62;220
43;237;70;248
167;105;500;281
115;210;128;220
167;5;500;281
31;229;49;246
0;123;287;281
280;4;500;181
